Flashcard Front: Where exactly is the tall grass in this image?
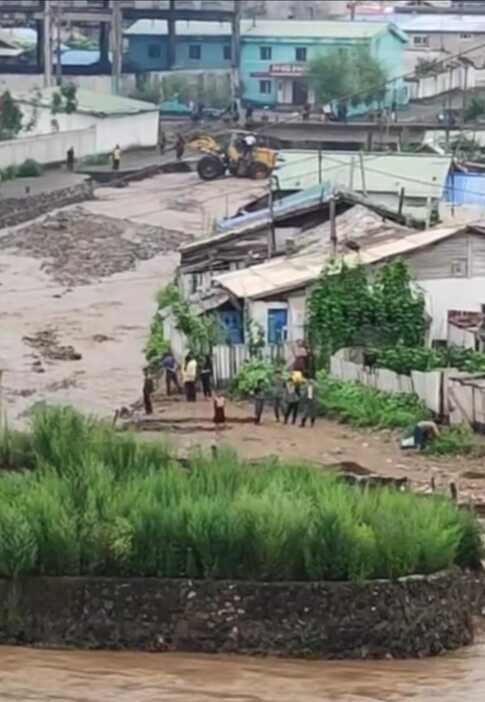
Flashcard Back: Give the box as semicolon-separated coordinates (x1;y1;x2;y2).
0;406;481;581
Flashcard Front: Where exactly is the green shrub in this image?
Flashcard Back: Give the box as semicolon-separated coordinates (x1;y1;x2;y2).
16;158;42;177
1;164;17;181
230;359;281;398
316;371;429;429
370;345;485;376
426;425;485;457
81;152;111;166
0;405;480;581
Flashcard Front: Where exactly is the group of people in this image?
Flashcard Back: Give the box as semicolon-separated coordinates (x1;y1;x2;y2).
253;369;317;429
143;340;317;430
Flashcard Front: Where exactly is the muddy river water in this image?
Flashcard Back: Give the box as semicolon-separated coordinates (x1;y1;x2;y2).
0;645;484;702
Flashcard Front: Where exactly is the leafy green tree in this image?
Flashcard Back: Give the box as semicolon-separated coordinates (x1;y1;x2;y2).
51;83;78;115
0;90;22;140
464;96;485;123
307;47;388;109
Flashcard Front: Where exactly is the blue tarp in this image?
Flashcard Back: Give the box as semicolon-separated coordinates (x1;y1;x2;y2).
445;172;485;207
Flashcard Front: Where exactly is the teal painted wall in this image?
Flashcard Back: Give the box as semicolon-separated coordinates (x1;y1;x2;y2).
240;30;408;112
126;34;231;72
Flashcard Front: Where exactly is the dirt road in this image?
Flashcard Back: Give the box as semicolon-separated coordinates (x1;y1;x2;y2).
0;174;266;424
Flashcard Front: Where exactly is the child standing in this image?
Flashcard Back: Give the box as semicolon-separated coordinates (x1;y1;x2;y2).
213;390;226;427
283;378;299;425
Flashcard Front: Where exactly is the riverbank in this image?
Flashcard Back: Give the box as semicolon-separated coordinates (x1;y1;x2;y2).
0;570;482;659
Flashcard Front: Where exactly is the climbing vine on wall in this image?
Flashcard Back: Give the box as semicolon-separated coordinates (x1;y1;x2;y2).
308;261;426;366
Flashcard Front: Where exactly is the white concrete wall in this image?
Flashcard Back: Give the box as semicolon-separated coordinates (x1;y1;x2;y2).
448;323;476;350
419;277;485;342
0;127;96;168
19;103;158;153
0;74;136;96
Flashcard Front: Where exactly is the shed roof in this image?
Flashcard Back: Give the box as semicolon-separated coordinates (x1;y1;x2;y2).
275;151;452;201
214;212;478;300
125;18;407;42
14;87;158;116
393;13;485;34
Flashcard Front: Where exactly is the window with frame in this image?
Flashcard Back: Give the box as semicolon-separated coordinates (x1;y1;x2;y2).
451;258;468;278
259;80;272;94
260;46;272;60
460;33;473;39
295;47;307;62
223;44;232;60
413;35;429;46
147;43;161;59
189;44;202;60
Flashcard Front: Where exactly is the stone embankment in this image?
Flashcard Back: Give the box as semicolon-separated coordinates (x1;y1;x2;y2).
0;570;483;658
0;180;94;229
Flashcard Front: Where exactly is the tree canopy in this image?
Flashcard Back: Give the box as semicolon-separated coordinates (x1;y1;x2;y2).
307;46;388;108
0;91;22;141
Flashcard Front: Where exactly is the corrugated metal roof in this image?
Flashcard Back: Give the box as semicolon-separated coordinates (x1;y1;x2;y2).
125;19;232;36
125;18;406;41
0;27;37;48
275;151;452;201
393;14;485;34
15;88;158;116
214;217;473;300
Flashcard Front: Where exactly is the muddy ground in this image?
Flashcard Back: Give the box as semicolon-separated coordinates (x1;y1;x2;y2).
133;391;485;505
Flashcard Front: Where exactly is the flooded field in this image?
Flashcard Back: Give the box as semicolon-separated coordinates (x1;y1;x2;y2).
0;645;484;701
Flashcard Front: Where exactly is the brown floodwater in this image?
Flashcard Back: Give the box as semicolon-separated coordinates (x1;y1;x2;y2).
1;644;485;702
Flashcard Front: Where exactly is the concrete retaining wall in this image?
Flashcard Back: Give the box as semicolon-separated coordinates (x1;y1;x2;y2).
0;179;93;229
0;128;96;169
0;571;481;658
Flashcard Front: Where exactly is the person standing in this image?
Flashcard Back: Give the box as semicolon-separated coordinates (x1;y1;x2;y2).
283;377;299;425
293;339;309;374
300;377;317;428
161;350;181;396
213;389;226;427
175;134;185;161
66;146;75;172
112;144;121;171
143;367;155;415
253;379;266;425
183;353;198;402
273;369;285;422
159;129;167;155
200;354;213;399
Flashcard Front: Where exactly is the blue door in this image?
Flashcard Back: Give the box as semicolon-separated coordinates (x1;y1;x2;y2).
267;308;288;344
219;310;244;344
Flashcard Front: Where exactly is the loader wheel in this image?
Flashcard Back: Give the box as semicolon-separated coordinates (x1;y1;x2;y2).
248;161;271;180
197;155;225;181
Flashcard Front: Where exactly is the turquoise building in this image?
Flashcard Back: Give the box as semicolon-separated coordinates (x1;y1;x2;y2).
124;19;408;113
124;19;233;72
240;20;409;111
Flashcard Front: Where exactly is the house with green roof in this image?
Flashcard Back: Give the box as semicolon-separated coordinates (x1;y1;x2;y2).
240;19;409;112
14;87;159;154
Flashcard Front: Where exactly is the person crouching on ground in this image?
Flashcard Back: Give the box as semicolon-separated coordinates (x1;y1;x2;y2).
253;379;266;425
143;367;155;415
183;352;198;402
300;376;317;428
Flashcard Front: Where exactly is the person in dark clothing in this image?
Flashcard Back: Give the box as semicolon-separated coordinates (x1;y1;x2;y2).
175;134;185;161
200;354;213;398
302;102;311;121
143;368;154;415
161;350;180;396
245;104;254;123
159;130;167;155
300;378;317;428
112;144;121;171
253;379;265;425
273;370;285;422
66;146;75;172
283;378;299;425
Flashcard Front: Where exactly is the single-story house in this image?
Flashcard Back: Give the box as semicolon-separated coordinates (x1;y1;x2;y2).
212;210;485;345
274;151;453;220
13;87;159;153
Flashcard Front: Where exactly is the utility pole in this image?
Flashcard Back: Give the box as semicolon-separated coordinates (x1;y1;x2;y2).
268;177;276;260
111;0;122;95
54;1;63;87
318;148;323;185
462;63;469;125
231;0;242;107
168;0;176;70
43;0;53;88
359;151;368;197
330;196;337;257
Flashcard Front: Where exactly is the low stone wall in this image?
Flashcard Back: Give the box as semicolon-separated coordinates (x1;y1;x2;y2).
0;570;482;658
0;180;94;229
